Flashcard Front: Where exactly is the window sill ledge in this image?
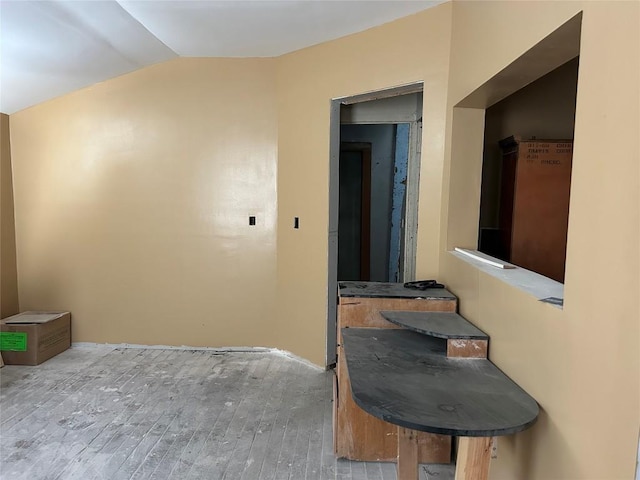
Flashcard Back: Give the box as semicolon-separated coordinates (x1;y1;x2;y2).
450;248;564;309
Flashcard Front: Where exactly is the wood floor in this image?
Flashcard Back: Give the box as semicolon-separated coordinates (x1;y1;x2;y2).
0;345;450;480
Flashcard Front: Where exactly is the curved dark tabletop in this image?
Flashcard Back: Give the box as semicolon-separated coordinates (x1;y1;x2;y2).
341;328;539;437
380;311;489;340
338;281;457;301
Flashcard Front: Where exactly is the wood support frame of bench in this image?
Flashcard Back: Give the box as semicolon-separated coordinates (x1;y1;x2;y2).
455;437;493;480
446;338;488;358
397;432;493;480
390;317;492;479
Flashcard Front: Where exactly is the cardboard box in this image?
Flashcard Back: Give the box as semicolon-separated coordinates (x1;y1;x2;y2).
498;136;573;282
0;312;71;365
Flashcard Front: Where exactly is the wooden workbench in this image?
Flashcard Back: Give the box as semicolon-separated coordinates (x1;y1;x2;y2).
341;326;539;480
335;281;458;462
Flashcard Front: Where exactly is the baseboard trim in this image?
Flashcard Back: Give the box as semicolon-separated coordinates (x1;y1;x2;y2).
71;342;323;370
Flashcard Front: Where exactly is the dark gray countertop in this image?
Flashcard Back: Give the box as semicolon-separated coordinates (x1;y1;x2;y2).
341;328;538;437
338;281;457;301
380;311;488;340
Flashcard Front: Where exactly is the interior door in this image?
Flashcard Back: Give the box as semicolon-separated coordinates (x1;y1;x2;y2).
338;142;372;281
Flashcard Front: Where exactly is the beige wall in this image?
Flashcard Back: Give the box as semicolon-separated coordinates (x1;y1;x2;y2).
10;58;279;348
1;113;19;318
440;1;639;479
275;3;453;365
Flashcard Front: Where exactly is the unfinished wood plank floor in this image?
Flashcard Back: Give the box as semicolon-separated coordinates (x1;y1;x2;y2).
0;346;441;480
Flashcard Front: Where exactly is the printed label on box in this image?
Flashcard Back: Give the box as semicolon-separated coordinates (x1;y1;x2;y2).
0;332;28;351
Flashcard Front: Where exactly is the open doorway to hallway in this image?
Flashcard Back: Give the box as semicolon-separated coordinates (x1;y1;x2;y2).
338;124;411;283
326;84;424;366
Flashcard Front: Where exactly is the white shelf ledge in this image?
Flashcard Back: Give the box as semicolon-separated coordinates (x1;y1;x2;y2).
450;249;564;308
454;248;516;269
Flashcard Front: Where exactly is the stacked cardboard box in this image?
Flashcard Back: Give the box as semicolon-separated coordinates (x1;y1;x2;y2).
0;312;71;365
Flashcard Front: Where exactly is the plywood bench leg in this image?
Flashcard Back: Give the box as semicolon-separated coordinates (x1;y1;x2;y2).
454;437;492;480
397;427;419;480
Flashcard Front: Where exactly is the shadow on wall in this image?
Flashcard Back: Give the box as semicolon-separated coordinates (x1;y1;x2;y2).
1;113;19;318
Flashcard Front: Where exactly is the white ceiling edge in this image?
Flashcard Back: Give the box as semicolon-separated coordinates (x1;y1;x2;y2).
0;0;177;114
116;0;446;58
0;0;446;114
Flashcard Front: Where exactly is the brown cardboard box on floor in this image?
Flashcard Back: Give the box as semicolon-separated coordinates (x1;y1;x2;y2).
0;312;71;365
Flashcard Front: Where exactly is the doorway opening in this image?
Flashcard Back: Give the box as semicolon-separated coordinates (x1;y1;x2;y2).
338;141;372;281
338;124;411;283
326;84;424;366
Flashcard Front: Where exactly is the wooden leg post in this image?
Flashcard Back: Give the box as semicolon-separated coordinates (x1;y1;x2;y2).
454;437;493;480
397;427;419;480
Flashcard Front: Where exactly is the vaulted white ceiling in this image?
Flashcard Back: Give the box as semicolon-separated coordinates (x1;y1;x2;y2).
0;0;444;114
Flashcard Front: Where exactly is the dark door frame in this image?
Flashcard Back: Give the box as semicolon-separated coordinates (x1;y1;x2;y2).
339;141;372;281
